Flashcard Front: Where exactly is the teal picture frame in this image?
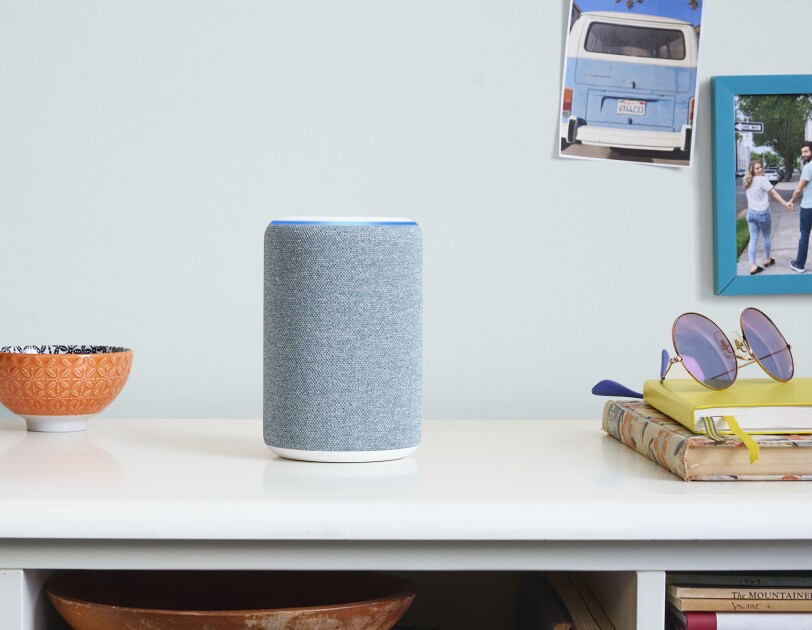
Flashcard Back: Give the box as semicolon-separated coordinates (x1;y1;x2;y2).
712;74;812;295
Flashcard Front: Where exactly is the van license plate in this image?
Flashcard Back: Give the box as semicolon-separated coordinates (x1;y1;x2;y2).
617;99;646;116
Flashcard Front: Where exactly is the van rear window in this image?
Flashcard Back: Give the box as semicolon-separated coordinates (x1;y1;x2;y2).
585;23;686;60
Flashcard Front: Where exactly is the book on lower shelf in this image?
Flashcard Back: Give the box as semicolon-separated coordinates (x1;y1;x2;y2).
514;572;615;630
668;573;812;588
514;572;572;630
668;582;812;600
669;594;812;612
666;573;812;629
667;603;812;630
601;400;812;481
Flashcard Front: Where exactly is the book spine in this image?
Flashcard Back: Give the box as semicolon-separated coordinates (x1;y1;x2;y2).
547;572;600;630
602;400;690;480
669;594;812;612
669;584;812;600
569;574;613;629
683;612;717;630
668;574;812;588
667;602;717;630
643;381;699;431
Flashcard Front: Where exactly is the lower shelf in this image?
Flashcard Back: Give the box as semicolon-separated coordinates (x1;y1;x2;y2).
2;569;666;630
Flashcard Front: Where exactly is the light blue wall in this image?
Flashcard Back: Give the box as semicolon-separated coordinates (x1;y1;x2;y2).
1;0;810;420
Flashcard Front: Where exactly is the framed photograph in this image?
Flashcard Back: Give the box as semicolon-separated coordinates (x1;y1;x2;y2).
713;74;812;295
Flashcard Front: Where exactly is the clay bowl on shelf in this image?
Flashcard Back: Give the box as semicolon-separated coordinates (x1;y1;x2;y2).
0;345;133;432
46;570;417;630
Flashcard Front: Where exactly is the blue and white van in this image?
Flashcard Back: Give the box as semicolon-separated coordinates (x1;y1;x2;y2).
561;11;698;153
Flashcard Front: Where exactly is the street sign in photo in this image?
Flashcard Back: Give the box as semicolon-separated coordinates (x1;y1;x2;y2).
735;121;764;133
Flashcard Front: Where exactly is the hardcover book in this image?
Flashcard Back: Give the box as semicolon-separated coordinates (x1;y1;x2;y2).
668;583;812;600
668;593;812;612
643;378;812;435
546;573;614;630
668;573;812;588
667;603;812;630
602;400;812;481
568;574;614;630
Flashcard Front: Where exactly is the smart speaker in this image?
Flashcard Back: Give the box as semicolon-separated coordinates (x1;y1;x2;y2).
264;217;422;462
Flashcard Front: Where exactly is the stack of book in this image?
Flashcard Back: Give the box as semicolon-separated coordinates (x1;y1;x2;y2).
666;573;812;629
515;572;615;629
601;378;812;481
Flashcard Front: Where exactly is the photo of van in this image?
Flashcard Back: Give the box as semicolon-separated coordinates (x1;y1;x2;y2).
560;10;699;161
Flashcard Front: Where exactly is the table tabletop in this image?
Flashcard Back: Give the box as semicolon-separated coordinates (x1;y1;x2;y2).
0;417;809;541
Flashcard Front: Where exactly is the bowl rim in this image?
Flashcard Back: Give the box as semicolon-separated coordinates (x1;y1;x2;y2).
0;345;132;356
45;570;417;617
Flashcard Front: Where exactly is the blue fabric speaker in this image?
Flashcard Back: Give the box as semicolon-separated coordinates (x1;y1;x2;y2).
264;217;422;462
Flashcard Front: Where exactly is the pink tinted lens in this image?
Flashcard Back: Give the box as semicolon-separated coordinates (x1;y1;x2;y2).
740;308;793;381
673;313;737;389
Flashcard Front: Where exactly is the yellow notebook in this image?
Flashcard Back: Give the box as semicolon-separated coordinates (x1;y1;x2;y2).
643;378;812;435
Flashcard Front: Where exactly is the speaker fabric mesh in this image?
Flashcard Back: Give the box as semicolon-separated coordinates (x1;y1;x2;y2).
264;222;422;455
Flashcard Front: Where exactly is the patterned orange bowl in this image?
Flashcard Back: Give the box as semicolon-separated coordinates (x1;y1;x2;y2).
0;345;133;433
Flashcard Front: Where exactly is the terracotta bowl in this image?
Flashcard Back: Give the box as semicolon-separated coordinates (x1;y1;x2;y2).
46;570;417;630
0;345;133;432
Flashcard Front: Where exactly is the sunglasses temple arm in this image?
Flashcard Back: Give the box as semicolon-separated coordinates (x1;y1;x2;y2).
660;349;680;381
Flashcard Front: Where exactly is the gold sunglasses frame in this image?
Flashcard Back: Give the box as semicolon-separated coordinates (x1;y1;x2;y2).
660;307;794;391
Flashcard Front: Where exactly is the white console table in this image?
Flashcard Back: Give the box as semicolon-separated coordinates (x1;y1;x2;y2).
1;417;811;629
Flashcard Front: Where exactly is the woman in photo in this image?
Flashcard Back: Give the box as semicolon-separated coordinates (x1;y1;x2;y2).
743;160;793;274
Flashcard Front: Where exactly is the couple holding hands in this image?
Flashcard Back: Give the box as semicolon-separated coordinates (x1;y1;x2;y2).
744;141;812;275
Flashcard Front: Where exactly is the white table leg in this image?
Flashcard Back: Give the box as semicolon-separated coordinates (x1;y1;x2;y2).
0;570;24;630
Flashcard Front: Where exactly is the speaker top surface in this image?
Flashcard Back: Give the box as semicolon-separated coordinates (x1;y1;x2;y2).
270;216;417;226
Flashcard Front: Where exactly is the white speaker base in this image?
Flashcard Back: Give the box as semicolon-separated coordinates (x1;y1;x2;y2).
268;444;419;463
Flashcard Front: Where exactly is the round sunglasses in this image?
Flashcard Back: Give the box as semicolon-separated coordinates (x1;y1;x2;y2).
660;307;794;390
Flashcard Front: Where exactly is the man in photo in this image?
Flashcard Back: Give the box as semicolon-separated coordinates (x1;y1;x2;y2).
789;141;812;273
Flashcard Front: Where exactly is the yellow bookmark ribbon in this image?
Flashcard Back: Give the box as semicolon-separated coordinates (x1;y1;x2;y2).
702;417;760;464
722;416;759;464
722;416;760;464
